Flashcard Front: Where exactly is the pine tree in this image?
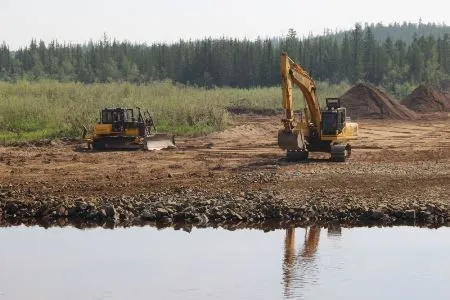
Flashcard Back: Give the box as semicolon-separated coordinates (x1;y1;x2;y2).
363;26;377;82
349;24;364;83
341;33;351;81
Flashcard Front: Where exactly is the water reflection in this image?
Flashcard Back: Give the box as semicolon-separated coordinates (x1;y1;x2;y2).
283;226;341;299
2;225;449;300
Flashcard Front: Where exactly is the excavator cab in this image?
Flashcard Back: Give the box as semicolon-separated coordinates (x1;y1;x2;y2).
321;98;346;135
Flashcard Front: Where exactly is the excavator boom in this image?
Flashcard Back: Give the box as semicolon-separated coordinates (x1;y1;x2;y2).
280;53;295;131
281;53;321;130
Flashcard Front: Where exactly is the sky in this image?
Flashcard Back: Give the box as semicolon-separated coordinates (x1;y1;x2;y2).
1;0;449;49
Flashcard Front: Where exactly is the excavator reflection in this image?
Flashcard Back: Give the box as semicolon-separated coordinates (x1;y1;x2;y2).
282;226;341;298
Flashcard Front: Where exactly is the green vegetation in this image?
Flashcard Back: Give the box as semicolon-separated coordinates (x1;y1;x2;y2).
0;80;350;143
332;21;449;44
0;23;448;94
1;22;448;142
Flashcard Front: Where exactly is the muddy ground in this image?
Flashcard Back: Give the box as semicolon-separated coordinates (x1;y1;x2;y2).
1;115;449;228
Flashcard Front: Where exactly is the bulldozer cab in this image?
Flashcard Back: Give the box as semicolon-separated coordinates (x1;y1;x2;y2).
98;107;156;135
321;98;346;135
99;108;137;133
100;108;135;123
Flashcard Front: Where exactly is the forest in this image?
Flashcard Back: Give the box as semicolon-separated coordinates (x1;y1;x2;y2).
0;22;448;97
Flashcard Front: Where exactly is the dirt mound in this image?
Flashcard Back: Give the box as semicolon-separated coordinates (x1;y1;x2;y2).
401;84;450;113
340;83;417;120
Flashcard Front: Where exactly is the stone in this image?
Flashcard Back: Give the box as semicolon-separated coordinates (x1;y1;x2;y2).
182;226;192;233
370;210;384;220
161;216;173;224
157;207;169;215
87;209;98;220
141;210;156;221
5;202;18;214
76;202;88;211
105;205;116;220
199;214;209;224
404;210;416;220
233;213;243;221
67;207;77;217
57;206;67;217
98;209;107;219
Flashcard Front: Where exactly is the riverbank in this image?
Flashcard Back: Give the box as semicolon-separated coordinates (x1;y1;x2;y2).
1;116;449;228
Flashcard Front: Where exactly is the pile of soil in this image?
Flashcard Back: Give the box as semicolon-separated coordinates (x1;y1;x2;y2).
401;84;450;113
340;83;417;120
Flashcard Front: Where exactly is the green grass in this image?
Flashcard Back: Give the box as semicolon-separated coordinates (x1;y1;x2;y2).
0;80;351;143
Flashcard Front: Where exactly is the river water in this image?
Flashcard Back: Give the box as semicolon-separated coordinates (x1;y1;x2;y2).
0;226;449;300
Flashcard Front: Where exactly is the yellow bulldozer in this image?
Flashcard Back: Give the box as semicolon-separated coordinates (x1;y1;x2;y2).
82;107;175;150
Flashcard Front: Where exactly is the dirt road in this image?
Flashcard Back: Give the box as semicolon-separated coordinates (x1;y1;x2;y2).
1;115;449;228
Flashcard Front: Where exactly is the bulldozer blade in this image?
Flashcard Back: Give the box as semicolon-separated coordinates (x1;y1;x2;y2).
144;133;176;150
278;130;305;151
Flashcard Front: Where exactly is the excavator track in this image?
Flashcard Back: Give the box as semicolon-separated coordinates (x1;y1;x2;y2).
330;144;351;162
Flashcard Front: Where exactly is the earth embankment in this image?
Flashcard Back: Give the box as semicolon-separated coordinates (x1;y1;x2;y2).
340;83;418;120
401;84;450;113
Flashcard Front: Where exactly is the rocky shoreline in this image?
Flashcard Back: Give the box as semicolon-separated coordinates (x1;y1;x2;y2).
2;189;449;229
1;117;449;230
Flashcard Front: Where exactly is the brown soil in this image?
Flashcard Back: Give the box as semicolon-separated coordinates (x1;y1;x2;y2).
340;83;418;120
401;84;450;113
1;115;449;227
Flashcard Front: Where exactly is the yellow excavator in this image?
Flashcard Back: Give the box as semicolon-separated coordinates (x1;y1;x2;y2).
283;226;342;297
82;107;175;150
283;227;321;298
278;53;358;161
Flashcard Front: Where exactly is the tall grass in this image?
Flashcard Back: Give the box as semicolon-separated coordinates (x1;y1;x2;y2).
0;80;351;143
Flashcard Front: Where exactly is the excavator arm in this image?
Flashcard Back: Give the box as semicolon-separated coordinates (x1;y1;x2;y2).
280;52;321;132
283;227;321;297
279;53;323;155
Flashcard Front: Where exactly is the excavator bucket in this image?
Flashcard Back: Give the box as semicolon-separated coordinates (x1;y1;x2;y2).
277;129;305;151
144;133;176;150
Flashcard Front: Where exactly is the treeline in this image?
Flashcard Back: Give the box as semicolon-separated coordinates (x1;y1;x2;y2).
333;21;449;44
0;23;449;94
